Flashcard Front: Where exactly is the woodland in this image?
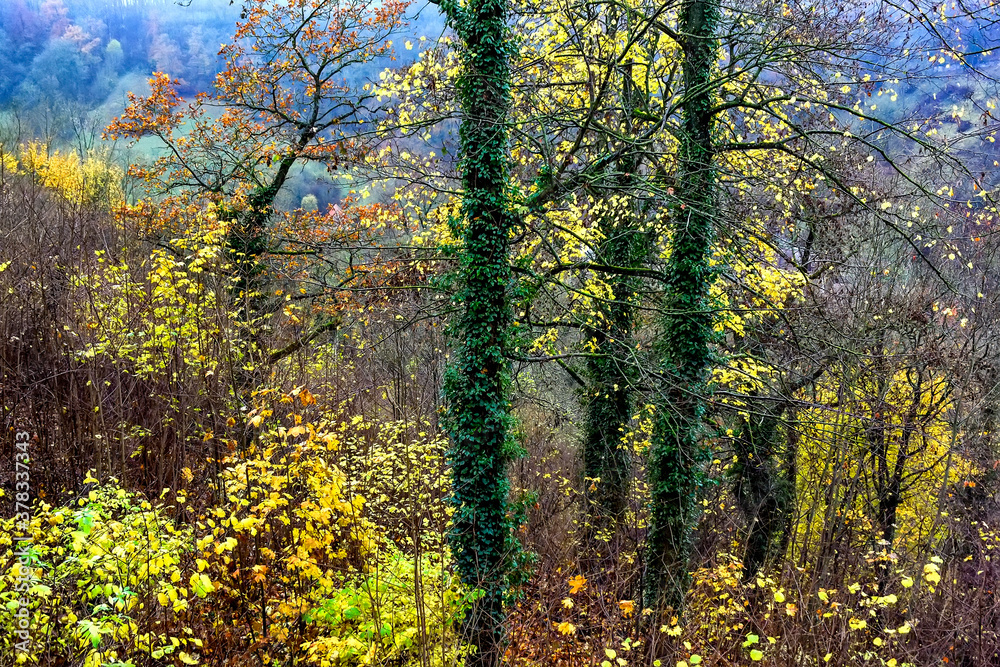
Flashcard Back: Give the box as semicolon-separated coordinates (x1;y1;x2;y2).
3;0;1000;666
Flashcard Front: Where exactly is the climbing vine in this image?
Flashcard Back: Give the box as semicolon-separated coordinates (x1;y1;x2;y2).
437;0;520;663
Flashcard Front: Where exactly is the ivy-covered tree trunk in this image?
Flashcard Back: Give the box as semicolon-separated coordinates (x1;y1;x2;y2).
225;198;272;373
731;404;795;579
582;54;653;564
227;185;281;326
582;177;646;564
644;0;719;613
438;0;516;663
223;154;305;443
225;148;314;373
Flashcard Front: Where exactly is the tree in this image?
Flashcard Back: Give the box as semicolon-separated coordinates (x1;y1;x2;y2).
364;0;1000;629
641;0;719;614
634;0;1000;614
580;184;647;561
431;0;518;662
106;0;408;397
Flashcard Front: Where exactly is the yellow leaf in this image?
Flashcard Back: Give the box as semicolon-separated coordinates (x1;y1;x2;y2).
568;574;587;594
179;651;199;665
557;621;576;635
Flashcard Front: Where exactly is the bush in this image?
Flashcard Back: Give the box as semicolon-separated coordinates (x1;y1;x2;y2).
0;480;197;666
1;405;475;667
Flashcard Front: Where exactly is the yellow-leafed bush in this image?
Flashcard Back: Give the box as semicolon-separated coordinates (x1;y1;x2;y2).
0;481;197;666
0;406;473;667
794;369;972;559
301;550;472;667
70;221;233;380
199;405;472;666
19;142;124;210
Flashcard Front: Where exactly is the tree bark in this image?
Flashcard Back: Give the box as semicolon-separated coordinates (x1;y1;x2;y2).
644;0;719;614
731;404;795;579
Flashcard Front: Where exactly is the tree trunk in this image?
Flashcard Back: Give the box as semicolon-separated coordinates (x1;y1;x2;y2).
731;404;795;579
582;185;645;567
223;155;300;447
644;0;719;614
582;55;650;559
439;0;517;663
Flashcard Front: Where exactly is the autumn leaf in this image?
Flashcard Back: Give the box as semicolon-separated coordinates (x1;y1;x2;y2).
299;388;316;406
568;574;587;594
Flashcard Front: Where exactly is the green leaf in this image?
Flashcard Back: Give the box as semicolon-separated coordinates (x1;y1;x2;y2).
190;573;214;598
77;512;95;535
79;620;102;648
